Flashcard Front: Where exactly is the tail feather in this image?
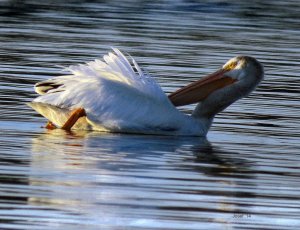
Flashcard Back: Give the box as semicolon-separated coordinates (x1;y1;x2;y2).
34;80;63;95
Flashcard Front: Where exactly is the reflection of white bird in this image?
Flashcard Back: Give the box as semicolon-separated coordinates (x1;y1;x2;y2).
29;48;263;136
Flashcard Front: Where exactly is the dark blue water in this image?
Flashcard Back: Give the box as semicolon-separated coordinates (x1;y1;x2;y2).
1;1;300;229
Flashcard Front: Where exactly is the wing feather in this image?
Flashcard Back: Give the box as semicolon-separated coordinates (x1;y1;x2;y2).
32;48;180;130
35;48;168;102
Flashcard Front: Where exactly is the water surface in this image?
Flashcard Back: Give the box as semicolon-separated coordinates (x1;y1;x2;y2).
0;1;300;229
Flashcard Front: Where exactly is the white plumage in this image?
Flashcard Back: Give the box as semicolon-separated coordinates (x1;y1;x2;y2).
30;48;263;136
30;48;205;135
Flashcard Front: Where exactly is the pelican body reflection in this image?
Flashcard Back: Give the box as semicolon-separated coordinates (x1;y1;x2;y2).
28;130;255;229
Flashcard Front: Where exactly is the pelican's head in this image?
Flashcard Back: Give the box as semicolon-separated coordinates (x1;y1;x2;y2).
169;56;264;118
221;56;263;93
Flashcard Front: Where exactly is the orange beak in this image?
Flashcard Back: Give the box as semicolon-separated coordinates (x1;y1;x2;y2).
168;69;236;106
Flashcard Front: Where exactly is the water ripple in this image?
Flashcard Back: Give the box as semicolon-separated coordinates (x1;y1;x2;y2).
1;1;300;229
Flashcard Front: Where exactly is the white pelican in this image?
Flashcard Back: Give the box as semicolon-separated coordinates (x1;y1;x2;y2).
29;48;263;136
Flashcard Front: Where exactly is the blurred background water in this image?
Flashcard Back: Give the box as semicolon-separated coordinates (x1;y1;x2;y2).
0;0;300;229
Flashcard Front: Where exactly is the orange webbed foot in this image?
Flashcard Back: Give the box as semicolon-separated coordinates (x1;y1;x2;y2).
45;121;57;130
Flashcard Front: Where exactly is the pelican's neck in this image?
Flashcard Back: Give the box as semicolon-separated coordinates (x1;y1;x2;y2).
190;84;243;135
191;102;214;135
